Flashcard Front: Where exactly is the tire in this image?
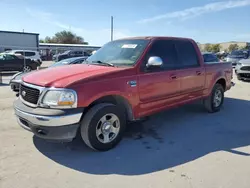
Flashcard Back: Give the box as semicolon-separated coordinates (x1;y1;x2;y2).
203;83;224;113
80;103;126;151
23;66;32;72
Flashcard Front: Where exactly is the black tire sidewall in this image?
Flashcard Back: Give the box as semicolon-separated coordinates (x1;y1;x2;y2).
81;105;126;151
211;84;224;112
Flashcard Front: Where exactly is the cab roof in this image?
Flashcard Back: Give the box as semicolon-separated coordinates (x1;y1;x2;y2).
116;36;194;41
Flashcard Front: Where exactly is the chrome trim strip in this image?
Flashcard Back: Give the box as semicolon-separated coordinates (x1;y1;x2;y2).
15;107;82;127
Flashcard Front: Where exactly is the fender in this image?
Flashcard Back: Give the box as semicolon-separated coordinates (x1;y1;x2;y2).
207;70;226;95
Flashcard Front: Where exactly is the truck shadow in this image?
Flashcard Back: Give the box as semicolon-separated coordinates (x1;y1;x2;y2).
33;97;250;175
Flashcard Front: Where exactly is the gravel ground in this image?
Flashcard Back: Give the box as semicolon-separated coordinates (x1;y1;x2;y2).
0;73;250;188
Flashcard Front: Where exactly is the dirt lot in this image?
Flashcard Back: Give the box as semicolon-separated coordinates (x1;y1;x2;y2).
1;72;250;188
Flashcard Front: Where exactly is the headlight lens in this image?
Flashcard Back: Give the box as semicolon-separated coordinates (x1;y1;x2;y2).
237;63;242;66
41;89;77;108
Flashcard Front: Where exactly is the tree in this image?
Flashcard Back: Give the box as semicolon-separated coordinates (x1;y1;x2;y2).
239;44;248;50
40;30;88;44
204;44;212;52
39;39;45;43
210;44;221;53
228;44;239;52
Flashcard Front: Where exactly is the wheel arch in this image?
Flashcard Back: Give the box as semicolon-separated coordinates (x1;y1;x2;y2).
82;95;134;121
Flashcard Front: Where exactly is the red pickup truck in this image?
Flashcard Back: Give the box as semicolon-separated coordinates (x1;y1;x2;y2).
14;37;233;151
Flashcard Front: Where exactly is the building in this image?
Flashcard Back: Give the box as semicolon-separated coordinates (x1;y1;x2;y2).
0;30;39;52
199;41;250;52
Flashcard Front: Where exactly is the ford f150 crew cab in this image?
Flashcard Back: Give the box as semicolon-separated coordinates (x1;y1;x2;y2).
13;36;233;151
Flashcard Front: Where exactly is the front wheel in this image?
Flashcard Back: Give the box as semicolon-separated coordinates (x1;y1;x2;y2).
203;83;224;113
80;103;126;151
23;65;32;72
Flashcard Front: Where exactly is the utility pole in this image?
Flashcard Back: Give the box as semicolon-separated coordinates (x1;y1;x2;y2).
111;16;114;41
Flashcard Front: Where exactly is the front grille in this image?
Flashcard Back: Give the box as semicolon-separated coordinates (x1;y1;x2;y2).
20;84;40;105
239;73;250;78
241;66;250;71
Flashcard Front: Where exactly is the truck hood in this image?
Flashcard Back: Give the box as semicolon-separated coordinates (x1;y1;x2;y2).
22;64;125;87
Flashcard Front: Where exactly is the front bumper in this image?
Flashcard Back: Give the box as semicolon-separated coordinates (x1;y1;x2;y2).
14;98;83;141
235;69;250;80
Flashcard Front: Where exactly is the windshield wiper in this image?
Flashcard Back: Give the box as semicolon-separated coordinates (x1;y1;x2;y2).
91;60;115;67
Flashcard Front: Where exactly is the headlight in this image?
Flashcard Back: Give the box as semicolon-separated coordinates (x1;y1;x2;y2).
41;89;77;108
237;63;242;66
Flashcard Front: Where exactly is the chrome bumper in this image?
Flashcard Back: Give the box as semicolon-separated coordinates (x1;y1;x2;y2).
15;107;82;127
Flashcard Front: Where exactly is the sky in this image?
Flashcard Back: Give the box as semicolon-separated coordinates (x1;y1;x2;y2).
1;0;250;46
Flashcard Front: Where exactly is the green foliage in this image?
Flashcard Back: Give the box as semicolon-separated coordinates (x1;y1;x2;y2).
239;45;248;50
204;44;221;53
40;30;88;44
228;44;239;52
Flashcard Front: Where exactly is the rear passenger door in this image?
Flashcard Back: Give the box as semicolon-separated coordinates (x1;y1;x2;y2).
175;40;206;97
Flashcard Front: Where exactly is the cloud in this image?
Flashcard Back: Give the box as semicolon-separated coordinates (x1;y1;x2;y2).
138;0;250;23
25;8;131;45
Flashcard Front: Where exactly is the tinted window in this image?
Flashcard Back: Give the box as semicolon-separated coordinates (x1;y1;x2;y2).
145;40;179;70
203;54;219;63
175;40;199;67
25;52;36;56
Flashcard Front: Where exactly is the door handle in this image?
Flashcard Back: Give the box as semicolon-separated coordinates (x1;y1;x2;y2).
170;75;177;80
196;71;202;75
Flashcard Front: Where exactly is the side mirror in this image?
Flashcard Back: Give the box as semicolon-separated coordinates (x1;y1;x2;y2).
146;56;163;68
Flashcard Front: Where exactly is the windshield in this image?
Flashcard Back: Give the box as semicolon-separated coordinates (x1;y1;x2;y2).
86;39;149;66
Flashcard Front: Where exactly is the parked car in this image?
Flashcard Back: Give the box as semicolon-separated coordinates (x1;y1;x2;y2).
0;53;39;72
9;56;87;93
5;50;42;66
52;50;90;62
226;50;247;68
235;59;250;81
202;52;220;64
14;36;233;151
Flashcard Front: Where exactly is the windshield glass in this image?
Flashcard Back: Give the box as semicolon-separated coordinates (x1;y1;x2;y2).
86;39;149;66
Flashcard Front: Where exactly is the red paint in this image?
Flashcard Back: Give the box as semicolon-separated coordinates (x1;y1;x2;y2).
22;37;232;120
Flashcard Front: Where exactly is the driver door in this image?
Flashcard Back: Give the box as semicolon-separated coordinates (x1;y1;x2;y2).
138;39;182;116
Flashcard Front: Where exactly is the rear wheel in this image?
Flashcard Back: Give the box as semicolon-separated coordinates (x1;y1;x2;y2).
80;103;126;151
204;83;224;113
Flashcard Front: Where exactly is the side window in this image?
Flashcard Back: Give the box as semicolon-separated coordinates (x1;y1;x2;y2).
25;52;36;56
5;54;16;60
145;40;179;70
15;51;24;55
175;40;199;68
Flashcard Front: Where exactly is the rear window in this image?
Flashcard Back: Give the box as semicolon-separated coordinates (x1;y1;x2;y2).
203;54;219;63
175;40;199;67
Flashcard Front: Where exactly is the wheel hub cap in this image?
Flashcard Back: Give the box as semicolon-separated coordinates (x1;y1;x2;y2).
96;113;120;144
213;89;222;107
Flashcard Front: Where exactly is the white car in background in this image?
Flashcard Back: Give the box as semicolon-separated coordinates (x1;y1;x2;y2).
5;50;42;66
